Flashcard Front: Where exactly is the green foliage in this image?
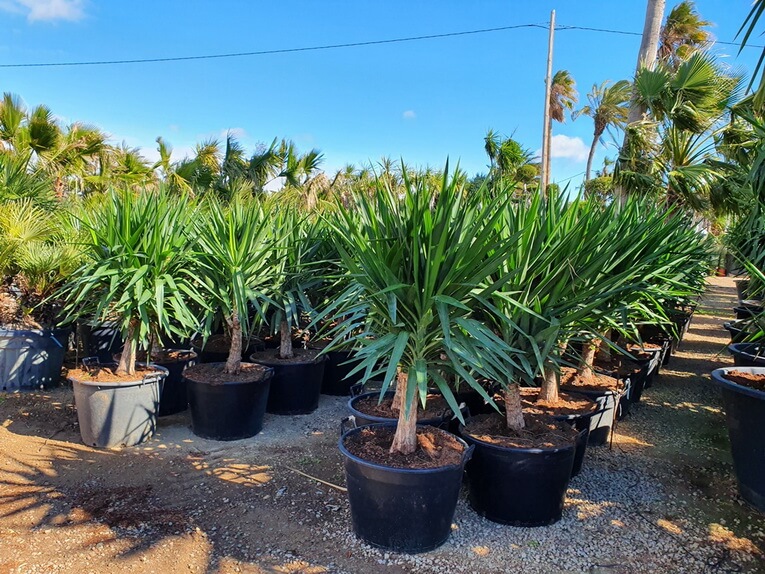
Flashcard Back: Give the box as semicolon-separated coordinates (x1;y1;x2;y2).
61;189;204;371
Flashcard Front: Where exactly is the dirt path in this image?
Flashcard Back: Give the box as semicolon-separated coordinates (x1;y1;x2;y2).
0;276;763;574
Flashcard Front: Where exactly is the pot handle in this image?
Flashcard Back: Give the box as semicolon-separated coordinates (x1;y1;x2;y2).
340;415;357;436
49;332;64;348
462;443;476;465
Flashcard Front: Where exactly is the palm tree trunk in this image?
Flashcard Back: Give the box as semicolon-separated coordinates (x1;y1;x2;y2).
116;318;139;376
585;135;598;183
538;362;559;403
278;319;294;359
578;338;602;384
225;312;242;374
390;370;418;455
503;382;525;432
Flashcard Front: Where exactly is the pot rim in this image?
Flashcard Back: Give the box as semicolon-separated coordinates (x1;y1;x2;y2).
347;390;457;425
249;351;328;367
0;326;71;337
459;423;578;455
69;363;169;388
338;422;472;474
183;361;274;386
711;366;765;401
113;348;198;365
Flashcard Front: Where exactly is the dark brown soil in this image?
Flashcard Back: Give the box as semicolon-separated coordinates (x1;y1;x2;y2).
353;393;453;420
520;387;597;416
343;426;465;469
723;369;765;392
67;365;165;384
114;349;197;364
250;347;322;365
560;366;624;393
626;342;663;353
463;413;578;449
183;362;271;385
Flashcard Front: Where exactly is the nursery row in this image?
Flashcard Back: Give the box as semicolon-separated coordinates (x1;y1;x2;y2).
0;169;713;552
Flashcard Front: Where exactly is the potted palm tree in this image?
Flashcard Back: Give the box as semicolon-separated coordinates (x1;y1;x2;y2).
250;205;327;415
322;163;517;553
61;189;203;448
183;195;275;440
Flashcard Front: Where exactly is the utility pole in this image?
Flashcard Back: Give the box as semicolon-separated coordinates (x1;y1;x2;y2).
540;9;555;194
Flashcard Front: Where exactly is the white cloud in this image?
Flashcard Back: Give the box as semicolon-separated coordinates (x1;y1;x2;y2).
402;110;416;120
0;0;86;22
549;134;588;162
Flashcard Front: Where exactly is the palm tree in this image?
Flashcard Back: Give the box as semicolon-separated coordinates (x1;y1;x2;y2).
544;70;578;185
658;1;712;68
573;80;631;181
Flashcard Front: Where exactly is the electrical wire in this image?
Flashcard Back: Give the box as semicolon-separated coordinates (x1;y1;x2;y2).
0;23;547;68
0;21;759;69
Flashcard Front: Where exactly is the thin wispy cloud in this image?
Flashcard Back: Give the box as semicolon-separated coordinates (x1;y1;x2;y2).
0;0;85;22
402;110;416;120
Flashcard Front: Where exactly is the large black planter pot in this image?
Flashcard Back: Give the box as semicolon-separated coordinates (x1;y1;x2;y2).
711;366;765;511
551;411;596;477
79;322;122;363
184;362;273;441
339;423;473;553
560;386;623;446
727;343;765;367
156;350;197;416
0;327;70;391
71;363;167;448
251;352;326;415
348;391;463;429
321;350;363;396
724;321;752;344
735;305;764;321
460;426;576;526
736;279;750;303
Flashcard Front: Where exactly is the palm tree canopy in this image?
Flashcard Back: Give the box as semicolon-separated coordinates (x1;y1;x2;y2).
658;1;712;67
574;80;632;143
550;70;578;123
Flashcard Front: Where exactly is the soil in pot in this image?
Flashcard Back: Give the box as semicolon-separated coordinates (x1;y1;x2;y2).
722;369;765;392
250;348;326;415
462;413;578;526
69;363;167;448
339;424;471;553
353;393;453;421
184;362;273;440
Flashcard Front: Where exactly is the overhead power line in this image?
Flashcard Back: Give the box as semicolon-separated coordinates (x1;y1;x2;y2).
0;24;546;68
0;22;761;69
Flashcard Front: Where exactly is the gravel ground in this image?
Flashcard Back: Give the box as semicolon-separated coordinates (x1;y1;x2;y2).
0;275;763;573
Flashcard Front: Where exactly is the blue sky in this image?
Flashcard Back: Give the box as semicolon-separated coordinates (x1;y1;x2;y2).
0;0;761;190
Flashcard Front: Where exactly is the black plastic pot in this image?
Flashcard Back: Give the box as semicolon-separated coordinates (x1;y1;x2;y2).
184;362;273;440
251;352;326;415
461;424;577;526
192;335;264;364
320;350;363;396
736;279;750;303
724;321;752;344
348;391;462;429
339;423;473;553
79;323;122;363
735;305;764;321
727;343;765;367
711;366;765;511
560;386;623;446
156;350;197;416
622;361;650;404
551;410;596;477
0;327;70;391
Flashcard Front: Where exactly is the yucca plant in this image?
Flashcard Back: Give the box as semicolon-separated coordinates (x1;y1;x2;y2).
194;194;274;374
61;189;203;376
322;163;523;455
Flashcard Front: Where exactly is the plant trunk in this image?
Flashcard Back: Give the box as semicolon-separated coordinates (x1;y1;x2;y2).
537;363;559;403
224;313;242;375
585;134;598;183
578;338;602;385
390;370;418;455
279;319;294;359
503;382;525;432
116;318;138;376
